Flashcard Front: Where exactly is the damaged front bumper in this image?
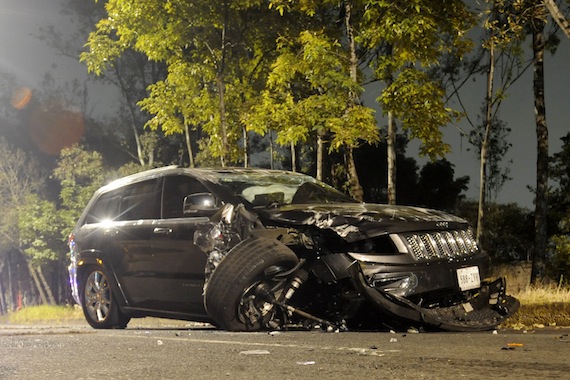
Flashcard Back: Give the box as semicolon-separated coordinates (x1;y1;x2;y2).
358;273;520;331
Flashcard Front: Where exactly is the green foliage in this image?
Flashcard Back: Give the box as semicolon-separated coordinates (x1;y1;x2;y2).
52;145;106;236
247;30;379;153
0;139;45;251
457;200;534;263
18;195;65;264
548;133;570;281
360;0;474;71
360;0;474;159
379;68;454;159
549;216;570;283
550;133;570;220
469;112;513;201
83;0;284;166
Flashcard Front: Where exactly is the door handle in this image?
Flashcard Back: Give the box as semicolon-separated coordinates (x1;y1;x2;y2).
153;227;173;235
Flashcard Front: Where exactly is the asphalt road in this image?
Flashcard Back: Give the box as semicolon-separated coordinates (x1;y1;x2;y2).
0;320;569;379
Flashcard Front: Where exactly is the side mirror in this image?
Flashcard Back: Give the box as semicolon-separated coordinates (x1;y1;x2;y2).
183;193;217;214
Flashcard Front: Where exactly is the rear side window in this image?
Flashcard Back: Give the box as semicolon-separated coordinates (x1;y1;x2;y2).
84;192;121;224
84;179;161;224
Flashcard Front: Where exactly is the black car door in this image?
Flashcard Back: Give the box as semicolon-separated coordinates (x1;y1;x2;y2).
109;179;163;308
145;175;216;314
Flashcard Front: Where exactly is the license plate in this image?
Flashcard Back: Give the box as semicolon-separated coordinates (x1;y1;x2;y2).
457;266;481;291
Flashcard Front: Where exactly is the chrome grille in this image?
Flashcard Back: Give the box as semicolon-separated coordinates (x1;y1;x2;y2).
403;229;478;261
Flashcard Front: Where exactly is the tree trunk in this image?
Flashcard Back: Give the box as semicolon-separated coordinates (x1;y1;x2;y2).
37;266;56;305
477;38;495;244
113;66;146;166
344;0;365;200
183;119;195;168
27;262;48;305
387;111;396;205
216;73;228;167
346;148;363;202
544;0;570;39
217;1;230;167
290;142;296;172
316;133;323;181
7;250;14;311
269;131;275;170
243;126;249;168
531;15;549;284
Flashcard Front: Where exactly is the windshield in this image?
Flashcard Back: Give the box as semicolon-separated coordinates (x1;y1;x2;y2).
208;170;356;207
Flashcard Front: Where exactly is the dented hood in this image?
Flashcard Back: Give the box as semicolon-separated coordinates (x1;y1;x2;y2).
257;203;468;242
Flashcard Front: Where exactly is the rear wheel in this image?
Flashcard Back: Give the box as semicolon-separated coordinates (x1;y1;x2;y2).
80;267;130;329
204;237;298;331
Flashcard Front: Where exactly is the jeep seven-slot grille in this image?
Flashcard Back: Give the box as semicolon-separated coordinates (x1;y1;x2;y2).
403;229;478;261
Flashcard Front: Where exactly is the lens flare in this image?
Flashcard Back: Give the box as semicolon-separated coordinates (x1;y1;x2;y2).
11;86;33;109
28;104;85;155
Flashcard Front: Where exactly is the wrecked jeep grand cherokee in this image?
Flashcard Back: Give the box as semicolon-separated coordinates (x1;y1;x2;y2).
68;166;519;331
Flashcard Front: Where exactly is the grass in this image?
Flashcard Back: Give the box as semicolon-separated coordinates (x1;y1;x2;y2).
1;286;569;329
502;285;570;329
0;304;84;325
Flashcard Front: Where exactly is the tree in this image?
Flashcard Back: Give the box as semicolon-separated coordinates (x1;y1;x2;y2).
18;195;65;305
469;114;512;202
475;0;524;243
544;0;570;39
359;0;475;204
52;145;106;235
548;133;570;282
41;0;166;166
416;159;469;212
82;0;285;167
355;134;419;204
457;201;534;264
531;1;550;283
247;30;378;198
0;139;49;309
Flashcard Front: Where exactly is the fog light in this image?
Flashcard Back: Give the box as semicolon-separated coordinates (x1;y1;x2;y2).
371;273;418;296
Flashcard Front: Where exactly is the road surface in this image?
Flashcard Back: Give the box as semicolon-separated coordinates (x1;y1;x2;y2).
0;320;568;379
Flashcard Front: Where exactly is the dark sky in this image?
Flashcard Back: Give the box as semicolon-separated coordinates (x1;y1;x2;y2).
1;0;568;209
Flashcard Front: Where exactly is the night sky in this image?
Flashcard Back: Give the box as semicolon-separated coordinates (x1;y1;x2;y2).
1;0;569;208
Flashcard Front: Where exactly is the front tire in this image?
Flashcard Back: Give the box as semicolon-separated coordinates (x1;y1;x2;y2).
204;237;298;331
80;267;130;329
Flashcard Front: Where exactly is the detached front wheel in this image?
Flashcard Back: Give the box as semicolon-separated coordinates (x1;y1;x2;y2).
80;267;130;329
204;237;299;331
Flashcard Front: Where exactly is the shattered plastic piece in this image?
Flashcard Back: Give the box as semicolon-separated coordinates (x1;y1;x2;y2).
407;327;420;334
492;330;498;335
268;331;281;336
507;343;524;347
462;302;474;313
157;340;164;346
296;361;316;365
390;338;398;343
240;350;270;355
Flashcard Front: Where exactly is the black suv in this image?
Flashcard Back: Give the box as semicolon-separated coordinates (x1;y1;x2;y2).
68;166;518;331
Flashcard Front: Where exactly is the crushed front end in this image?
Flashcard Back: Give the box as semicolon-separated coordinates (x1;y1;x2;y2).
348;227;520;331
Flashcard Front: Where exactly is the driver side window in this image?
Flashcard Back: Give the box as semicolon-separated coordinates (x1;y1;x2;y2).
161;175;211;218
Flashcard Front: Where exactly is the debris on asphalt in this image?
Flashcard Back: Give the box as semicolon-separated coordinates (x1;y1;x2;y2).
239;350;270;355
